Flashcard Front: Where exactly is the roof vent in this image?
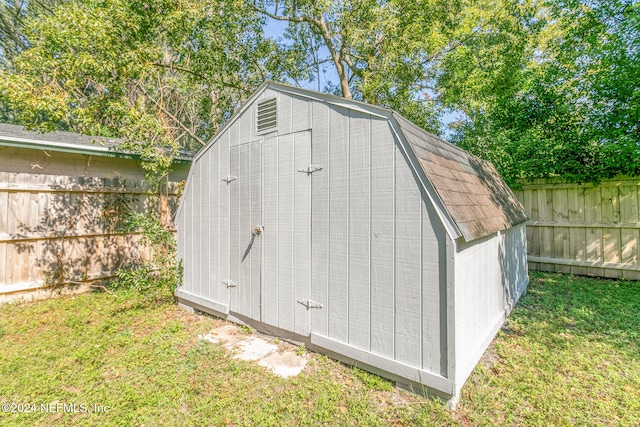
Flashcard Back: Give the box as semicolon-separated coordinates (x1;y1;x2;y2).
256;97;277;134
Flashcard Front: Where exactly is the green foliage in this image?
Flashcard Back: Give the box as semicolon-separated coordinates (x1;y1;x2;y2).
111;209;180;295
352;367;393;391
0;0;297;181
239;325;253;335
454;0;640;186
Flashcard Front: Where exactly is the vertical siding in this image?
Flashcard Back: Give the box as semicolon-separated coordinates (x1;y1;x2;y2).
310;101;330;336
238;102;254;143
327;106;350;343
293;131;312;336
277;133;295;332
454;225;528;382
192;167;205;298
393;146;423;367
308;103;446;373
291;95;311;133
262;136;279;326
369;118;396;359
202;148;214;300
250;141;262;319
209;141;221;303
218;133;231;305
233;141;259;318
347;111;371;350
229;145;241;312
278;93;292;135
421;195;447;375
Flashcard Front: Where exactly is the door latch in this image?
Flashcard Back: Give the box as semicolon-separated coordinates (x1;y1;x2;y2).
222;279;237;288
297;299;324;309
297;165;323;174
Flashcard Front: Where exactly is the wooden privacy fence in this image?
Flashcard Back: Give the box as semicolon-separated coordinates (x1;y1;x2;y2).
0;172;180;299
514;177;640;279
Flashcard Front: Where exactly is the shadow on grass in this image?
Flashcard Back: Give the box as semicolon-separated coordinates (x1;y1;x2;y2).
511;270;640;357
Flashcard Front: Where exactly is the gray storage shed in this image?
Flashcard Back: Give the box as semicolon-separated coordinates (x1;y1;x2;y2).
175;82;528;405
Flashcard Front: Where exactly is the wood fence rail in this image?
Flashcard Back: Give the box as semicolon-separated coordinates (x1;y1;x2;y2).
514;177;640;279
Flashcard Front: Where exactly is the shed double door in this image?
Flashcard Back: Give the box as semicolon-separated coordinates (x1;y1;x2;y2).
229;130;312;337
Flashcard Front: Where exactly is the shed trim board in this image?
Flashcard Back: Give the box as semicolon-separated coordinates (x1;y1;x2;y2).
176;82;529;405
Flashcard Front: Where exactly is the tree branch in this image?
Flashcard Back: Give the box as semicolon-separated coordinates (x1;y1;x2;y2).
250;1;353;99
137;84;208;147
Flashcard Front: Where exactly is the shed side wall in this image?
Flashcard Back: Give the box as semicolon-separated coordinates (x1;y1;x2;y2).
453;223;528;388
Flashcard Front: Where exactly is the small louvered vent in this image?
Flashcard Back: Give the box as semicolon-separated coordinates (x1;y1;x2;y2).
256;97;277;133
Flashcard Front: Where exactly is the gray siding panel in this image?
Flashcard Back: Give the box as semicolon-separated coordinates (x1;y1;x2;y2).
277;133;295;332
370;119;396;358
219;133;231;306
231;141;261;318
310;101;330;336
292;95;311;133
293;131;311;336
394;147;423;366
229;121;240;147
229;145;241;312
327;106;350;343
453;225;528;384
201;148;213;300
278;93;292;135
239;103;253;143
192;168;205;298
250;141;262;319
210;141;221;303
347;111;371;350
262;136;279;326
179;184;192;294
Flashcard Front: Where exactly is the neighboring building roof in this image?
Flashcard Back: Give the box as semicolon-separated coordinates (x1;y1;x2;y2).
0;123;193;162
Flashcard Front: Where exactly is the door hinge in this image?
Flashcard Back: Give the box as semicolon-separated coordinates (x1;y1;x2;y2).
222;176;237;183
297;165;323;174
222;279;237;288
297;299;324;309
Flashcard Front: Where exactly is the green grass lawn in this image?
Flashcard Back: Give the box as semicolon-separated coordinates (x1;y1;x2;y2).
1;271;638;426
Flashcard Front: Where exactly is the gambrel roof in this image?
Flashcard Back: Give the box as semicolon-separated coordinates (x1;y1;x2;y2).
391;114;528;241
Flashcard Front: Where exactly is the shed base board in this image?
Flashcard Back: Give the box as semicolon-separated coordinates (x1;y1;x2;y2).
175;290;458;405
309;333;456;404
175;289;230;315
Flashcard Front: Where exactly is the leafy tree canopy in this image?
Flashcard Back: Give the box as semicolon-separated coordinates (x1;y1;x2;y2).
250;0;537;134
453;0;640;185
0;0;637;185
0;0;305;181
